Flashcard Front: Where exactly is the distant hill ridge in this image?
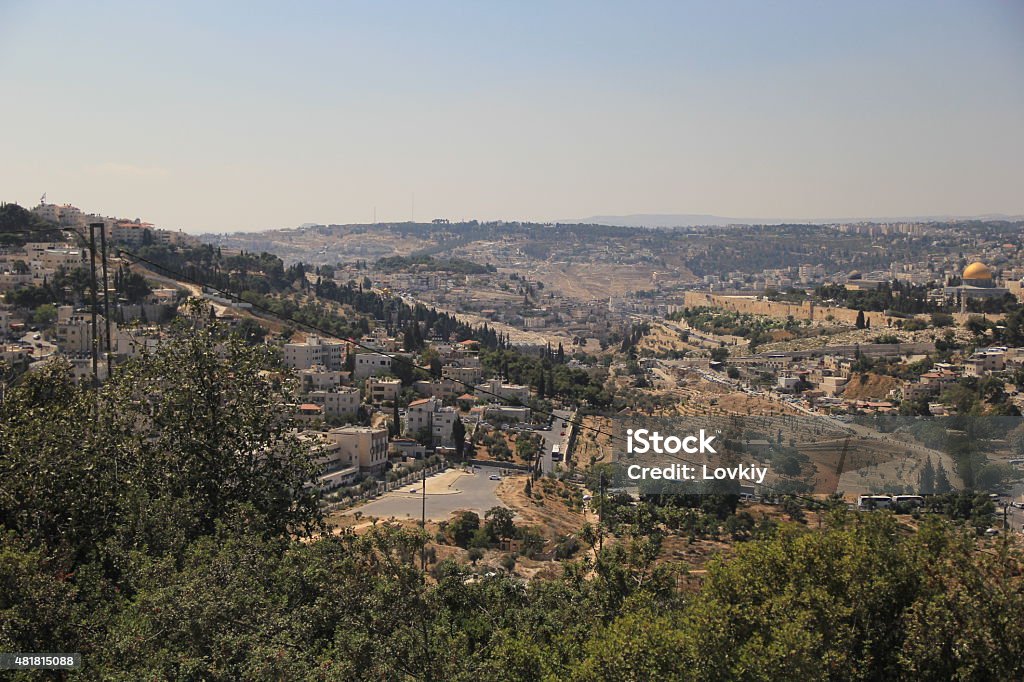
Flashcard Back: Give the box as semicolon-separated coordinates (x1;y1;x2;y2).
576;213;1024;228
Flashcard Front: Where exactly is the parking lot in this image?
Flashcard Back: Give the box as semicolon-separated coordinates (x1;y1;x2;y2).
354;467;514;522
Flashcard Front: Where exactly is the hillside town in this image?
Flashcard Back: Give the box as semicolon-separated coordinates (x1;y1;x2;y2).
8;2;1024;676
5;201;1024;523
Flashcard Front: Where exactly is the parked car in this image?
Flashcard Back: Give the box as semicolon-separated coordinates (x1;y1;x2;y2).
488;474;501;481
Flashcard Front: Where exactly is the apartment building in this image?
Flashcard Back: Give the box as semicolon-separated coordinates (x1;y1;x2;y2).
326;426;389;474
68;355;110;384
298;366;348;391
818;375;848;397
903;381;940;402
474;377;530;404
284;335;346;370
306;386;360;419
441;363;482;388
302;432;360;491
365;376;401;403
964;348;1007;377
54;309;115;354
413;379;458;399
0;242;88;292
405;397;459;446
0;344;32;369
353;352;393;379
358;331;401;352
31;203;86;228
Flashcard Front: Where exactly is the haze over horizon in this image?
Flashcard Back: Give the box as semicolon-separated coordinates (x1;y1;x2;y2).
2;1;1022;234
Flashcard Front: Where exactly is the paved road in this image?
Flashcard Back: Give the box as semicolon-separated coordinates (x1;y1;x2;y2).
534;409;573;473
1003;482;1024;533
660;317;747;349
355;469;510;522
18;332;58;362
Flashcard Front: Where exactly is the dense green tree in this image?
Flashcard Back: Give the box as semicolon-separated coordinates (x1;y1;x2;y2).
32;303;58;325
0;202;59;246
919;457;936;495
0;321;323;564
231;317;268;345
452;417;466;459
934;461;952;494
447;511;481;548
4;299;1024;680
484;506;516;541
120;269;153;303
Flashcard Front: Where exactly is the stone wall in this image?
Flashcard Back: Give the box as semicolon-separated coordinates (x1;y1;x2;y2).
682;292;897;328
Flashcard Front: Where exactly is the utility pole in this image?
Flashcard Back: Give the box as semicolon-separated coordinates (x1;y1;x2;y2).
598;471;606;552
0;362;8;411
88;223;100;388
421;462;427;572
99;224;113;380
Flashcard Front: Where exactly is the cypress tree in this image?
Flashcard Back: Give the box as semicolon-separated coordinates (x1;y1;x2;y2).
920;457;935;495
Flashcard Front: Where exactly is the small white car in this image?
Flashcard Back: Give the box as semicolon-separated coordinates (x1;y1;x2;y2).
489;475;501;481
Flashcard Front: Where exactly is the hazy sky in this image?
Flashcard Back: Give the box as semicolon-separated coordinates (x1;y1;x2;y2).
2;1;1022;233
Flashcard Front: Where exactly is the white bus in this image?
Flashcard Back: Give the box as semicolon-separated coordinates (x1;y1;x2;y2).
551;444;562;461
858;495;893;511
892;495;925;508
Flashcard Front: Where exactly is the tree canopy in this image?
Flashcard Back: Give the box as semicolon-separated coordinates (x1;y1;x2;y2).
3;322;1024;680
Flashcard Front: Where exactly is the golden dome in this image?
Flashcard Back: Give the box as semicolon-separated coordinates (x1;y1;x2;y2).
962;262;992;280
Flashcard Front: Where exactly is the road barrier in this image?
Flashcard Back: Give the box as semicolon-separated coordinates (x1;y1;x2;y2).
322;463;446;511
465;458;532;472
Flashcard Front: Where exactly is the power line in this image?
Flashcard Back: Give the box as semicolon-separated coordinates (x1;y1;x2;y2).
117;247;623;443
4;231;847;506
0;228;73;237
52;244;831;511
2;224;79;240
118;246;835;505
4;234;723;447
